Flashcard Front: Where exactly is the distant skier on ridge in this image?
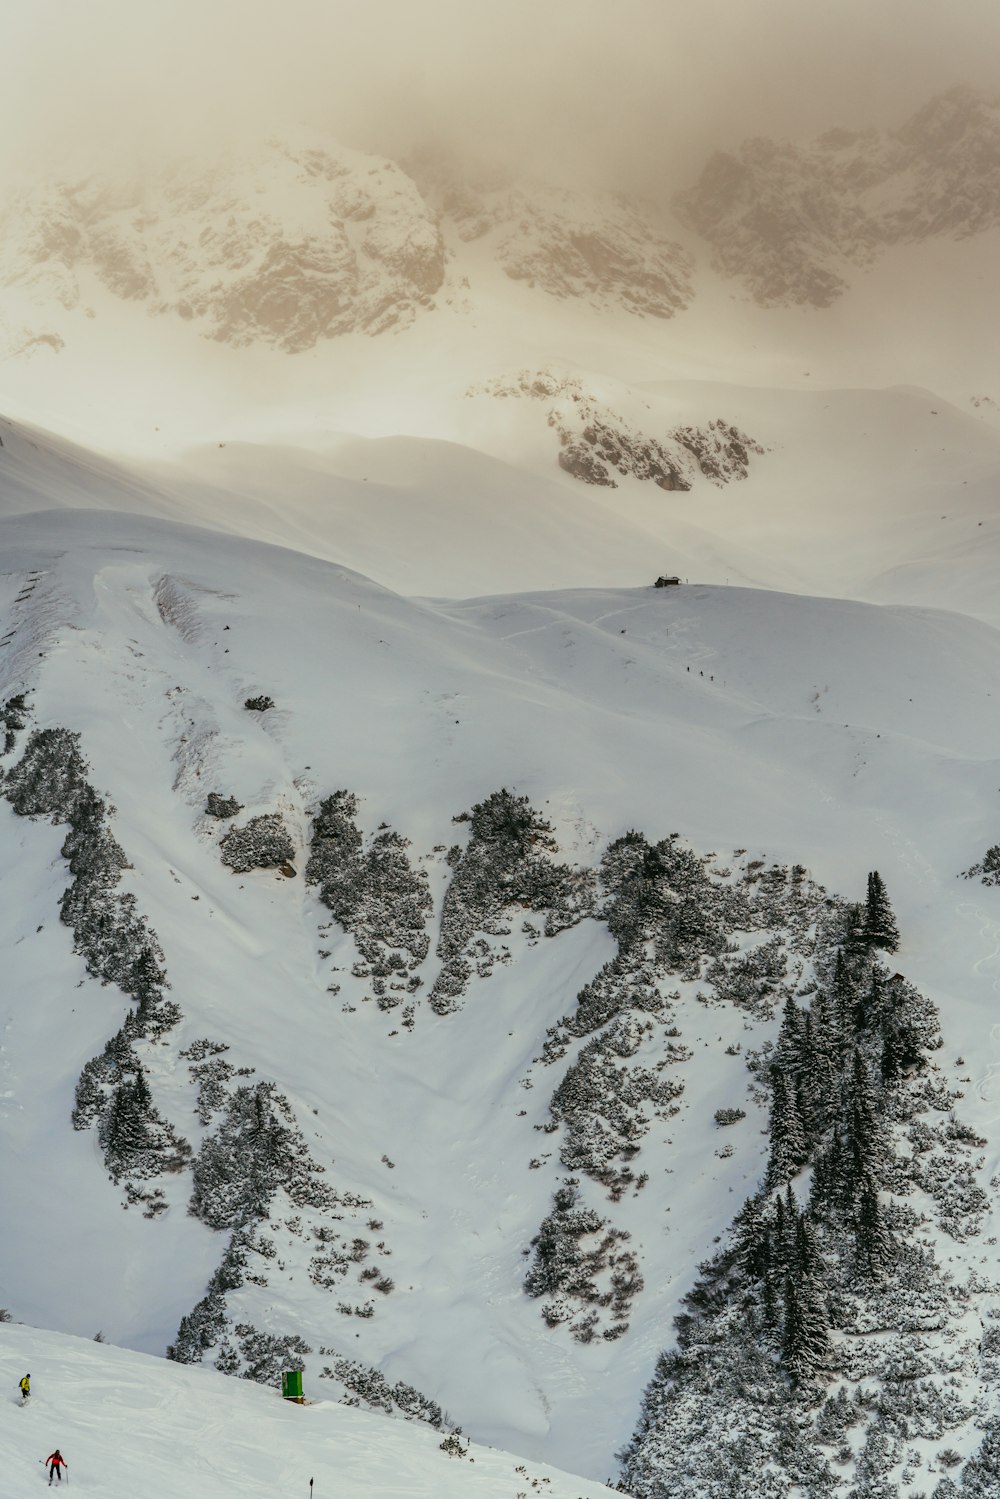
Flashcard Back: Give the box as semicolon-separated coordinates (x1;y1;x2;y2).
45;1450;68;1485
18;1373;30;1402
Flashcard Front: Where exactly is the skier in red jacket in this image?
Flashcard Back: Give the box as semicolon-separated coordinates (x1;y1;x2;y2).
45;1450;68;1485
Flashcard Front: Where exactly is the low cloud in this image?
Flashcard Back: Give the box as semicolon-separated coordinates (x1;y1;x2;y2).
3;0;1000;192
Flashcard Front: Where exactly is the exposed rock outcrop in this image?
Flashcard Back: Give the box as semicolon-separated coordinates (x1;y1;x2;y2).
470;370;764;489
677;85;1000;306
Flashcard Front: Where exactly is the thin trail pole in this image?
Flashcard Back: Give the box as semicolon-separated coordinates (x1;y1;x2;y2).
310;1479;314;1499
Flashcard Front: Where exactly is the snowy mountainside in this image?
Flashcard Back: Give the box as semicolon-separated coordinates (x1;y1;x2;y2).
7;368;1000;627
2;87;1000;393
413;157;693;318
677;86;1000;306
3;87;1000;1499
0;132;691;363
0;132;446;353
2;492;1000;1495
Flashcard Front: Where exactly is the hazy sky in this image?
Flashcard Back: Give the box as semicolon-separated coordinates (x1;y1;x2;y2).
4;0;1000;189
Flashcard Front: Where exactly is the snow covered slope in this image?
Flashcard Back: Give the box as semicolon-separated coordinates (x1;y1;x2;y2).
1;484;1000;1492
0;1322;614;1499
3;83;1000;1499
5;371;1000;623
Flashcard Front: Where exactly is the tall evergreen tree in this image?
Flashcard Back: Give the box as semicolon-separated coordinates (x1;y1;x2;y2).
843;1049;884;1201
855;1183;893;1280
862;870;900;953
781;1249;829;1383
855;966;883;1032
879;978;924;1082
766;1072;807;1189
808;1142;832;1219
830;949;858;1060
781;1273;806;1378
771;1188;801;1279
733;1195;770;1282
794;1213;831;1372
810;1131;851;1219
805;993;838;1135
795;1010;817;1143
842;901;869;966
773;997;804;1078
880;1011;904;1084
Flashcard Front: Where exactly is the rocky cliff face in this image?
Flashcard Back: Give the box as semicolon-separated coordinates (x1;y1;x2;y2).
469;370;763;489
0;133;447;353
0;138;695;357
419;162;694;318
5;87;997;354
676;86;1000;306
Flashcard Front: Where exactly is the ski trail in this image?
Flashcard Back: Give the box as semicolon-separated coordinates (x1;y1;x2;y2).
870;810;941;887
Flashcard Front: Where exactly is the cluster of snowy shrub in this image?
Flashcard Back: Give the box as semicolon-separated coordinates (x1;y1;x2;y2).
1;710;187;1212
168;1071;394;1376
319;1355;453;1430
187;1080;338;1230
306;789;432;1015
962;844;1000;886
523;1178;640;1342
522;840;828;1334
618;873;998;1499
0;711;393;1387
220;812;295;872
8;712;998;1487
429;789;594;1013
180;1038;255;1126
172;1259;314;1383
205;791;244;819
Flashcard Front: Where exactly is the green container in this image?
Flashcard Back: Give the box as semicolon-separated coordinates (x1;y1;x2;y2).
282;1370;303;1400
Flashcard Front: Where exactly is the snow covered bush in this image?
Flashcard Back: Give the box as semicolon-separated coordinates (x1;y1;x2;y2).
231;1325;311;1385
525;1178;642;1336
306;791;432;994
97;1064;191;1190
219;813;294;872
206;792;243;818
180;1041;254;1125
4;726;90;819
617;870;985;1499
551;1023;684;1173
963;844;1000;886
4;724;181;1205
323;1357;452;1429
429;789;594;1012
189;1081;336;1230
167;1237;250;1364
0;692;29;755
